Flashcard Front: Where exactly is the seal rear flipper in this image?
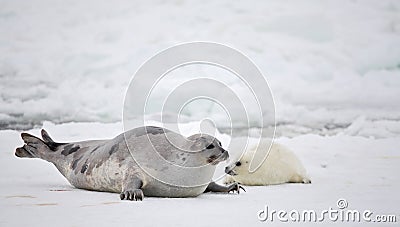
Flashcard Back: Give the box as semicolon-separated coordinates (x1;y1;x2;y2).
41;129;55;143
15;131;63;159
15;146;35;158
40;129;67;151
15;133;48;158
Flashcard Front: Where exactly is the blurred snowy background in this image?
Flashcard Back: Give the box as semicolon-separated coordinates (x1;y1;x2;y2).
1;0;400;138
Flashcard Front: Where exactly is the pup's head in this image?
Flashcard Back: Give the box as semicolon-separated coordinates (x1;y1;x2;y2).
225;140;273;175
224;152;251;176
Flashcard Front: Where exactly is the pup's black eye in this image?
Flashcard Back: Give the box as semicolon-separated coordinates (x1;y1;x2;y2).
206;144;215;149
236;161;241;166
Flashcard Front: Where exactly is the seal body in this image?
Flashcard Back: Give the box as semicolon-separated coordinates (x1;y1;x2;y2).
15;126;240;200
224;139;311;186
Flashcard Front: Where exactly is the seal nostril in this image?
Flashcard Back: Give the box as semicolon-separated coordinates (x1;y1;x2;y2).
236;161;241;166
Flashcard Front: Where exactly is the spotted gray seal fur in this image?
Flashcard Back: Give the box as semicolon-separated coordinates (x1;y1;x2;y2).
15;126;244;201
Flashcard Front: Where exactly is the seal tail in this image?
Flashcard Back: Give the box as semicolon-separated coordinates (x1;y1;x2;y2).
15;129;65;158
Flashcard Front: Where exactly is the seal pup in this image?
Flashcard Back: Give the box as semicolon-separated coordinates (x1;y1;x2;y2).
224;139;311;185
15;126;244;201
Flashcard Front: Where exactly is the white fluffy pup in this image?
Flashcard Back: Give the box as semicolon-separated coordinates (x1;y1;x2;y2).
224;139;311;186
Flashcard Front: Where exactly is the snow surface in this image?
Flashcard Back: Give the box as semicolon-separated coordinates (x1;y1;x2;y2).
1;122;399;226
1;0;400;226
0;122;400;226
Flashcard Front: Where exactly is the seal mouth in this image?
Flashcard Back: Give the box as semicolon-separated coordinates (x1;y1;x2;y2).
207;151;229;165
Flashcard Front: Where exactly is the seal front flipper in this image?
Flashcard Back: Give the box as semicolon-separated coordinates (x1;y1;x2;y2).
204;181;246;194
120;174;144;201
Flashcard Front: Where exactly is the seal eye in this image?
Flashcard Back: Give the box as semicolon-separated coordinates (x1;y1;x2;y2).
236;161;242;166
206;144;215;149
